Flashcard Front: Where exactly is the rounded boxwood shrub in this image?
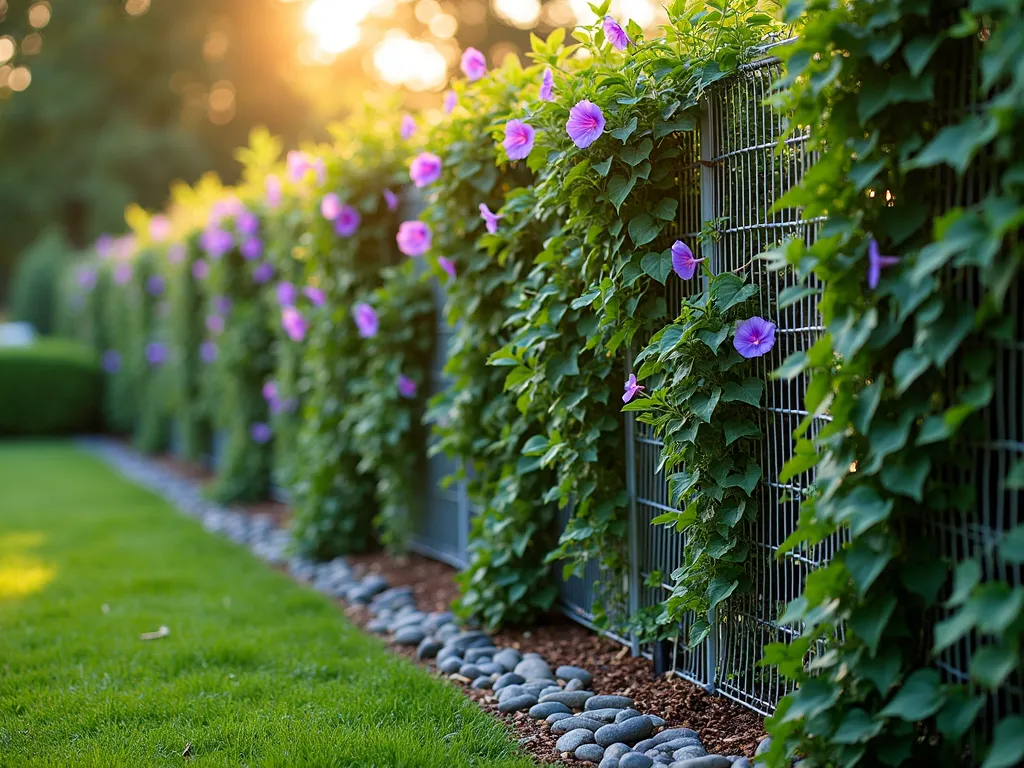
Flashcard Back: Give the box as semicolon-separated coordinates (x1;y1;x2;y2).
0;339;102;435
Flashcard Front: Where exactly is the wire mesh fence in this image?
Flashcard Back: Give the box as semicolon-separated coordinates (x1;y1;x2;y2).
413;43;1022;722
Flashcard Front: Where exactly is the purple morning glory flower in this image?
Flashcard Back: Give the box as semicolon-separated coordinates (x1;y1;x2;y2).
206;314;225;336
192;260;209;281
265;174;282;209
304;286;326;307
444;89;458;114
250;422;272;444
400;113;417;140
397;374;418;399
622;373;644;403
168;243;186;264
241;237;263;261
461;47;486;81
310;158;326;185
147;275;165;297
504;119;536;161
277;281;298;307
96;235;115;259
397;221;432;257
671;241;704;280
438;256;457;281
262;381;278;402
273;397;298;415
321;193;342;221
867;239;901;290
352;302;379;339
145;342;167;366
114;263;132;286
479;203;502;234
281;306;308;342
734;317;777;359
539;67;554;101
335;205;361;237
101;349;122;374
210;197;244;225
287;150;312;183
603;16;632;50
566;100;606;149
201;227;234;259
410;152;442;188
213;295;232;315
150;215;172;242
236;210;259;236
77;267;97;291
252;262;274;284
384;189;400;212
200;341;218;364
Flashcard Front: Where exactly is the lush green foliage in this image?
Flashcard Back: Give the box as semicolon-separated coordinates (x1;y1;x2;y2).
760;1;1024;767
0;443;537;768
0;339;101;435
8;228;71;335
129;247;171;455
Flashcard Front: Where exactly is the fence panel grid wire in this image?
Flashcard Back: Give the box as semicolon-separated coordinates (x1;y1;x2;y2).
414;45;1022;720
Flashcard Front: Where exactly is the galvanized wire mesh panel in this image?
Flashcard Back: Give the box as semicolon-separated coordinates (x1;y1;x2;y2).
413;282;470;568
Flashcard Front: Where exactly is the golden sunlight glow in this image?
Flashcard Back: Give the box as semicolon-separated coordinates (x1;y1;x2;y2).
0;533;54;599
493;0;541;29
22;33;42;56
27;1;50;29
304;0;383;55
372;31;447;91
125;0;150;17
9;65;30;91
0;36;14;65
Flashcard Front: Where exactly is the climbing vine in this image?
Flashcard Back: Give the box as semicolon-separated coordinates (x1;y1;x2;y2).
760;1;1024;766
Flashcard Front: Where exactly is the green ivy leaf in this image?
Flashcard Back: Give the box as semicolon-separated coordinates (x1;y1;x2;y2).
611;116;638;142
607;174;637;211
620;138;653;166
723;463;761;495
707;575;739;610
971;643;1017;690
652;198;678;221
724;420;761;446
880;453;930;501
653;114;696;139
878;669;946;721
640;249;673;283
833;708;884;744
936;690;984;741
892;347;930;395
982;716;1024;768
593;156;613;176
720;378;764;407
696;325;729;354
845;537;895;596
1001;524;1024;565
904;115;1000;175
903;35;942;77
833;486;893;537
629;214;662;247
521;435;548;456
1004;458;1024;491
571;289;601;310
778;284;819;310
690;387;722;423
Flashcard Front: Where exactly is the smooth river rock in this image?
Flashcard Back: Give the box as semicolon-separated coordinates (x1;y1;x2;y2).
556;665;594;687
586;695;635;712
556;728;596;753
668;757;730;768
595;716;654;747
654;729;700;745
530;701;572;719
514;657;554;680
538;690;594;710
620;754;654;768
497;693;537;713
551;715;605;734
493;672;525;690
492;648;522;671
576;743;606;762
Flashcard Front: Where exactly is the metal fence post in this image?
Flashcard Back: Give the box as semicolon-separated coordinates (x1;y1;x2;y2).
624;349;641;657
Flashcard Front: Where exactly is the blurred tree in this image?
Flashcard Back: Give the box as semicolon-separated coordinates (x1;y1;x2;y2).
0;0;317;296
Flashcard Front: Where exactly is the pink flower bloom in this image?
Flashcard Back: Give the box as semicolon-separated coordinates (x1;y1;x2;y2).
192;260;209;281
265;174;282;209
304;286;326;307
734;317;777;359
438;256;457;281
281;306;308;342
603;16;632;50
287;150;312;183
114;263;132;286
146;342;167;366
479;203;502;234
250;422;272;444
252;262;274;284
321;193;341;221
241;237;263;261
262;381;278;402
671;240;704;280
96;235;115;259
200;341;218;364
623;373;644;403
147;275;165;297
384;189;400;212
335;204;361;237
410;152;442;188
444;89;458;114
352;302;379;338
566;100;606;149
400;113;417;140
460;47;486;81
539;67;554;101
867;239;901;290
277;281;298;307
201;227;234;259
311;157;326;185
167;243;186;264
397;221;432;257
504;119;536;161
150;215;171;242
397;374;418;399
236;210;259;236
206;314;225;336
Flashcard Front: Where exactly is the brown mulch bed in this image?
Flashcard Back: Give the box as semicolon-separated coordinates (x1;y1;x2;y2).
151;452;767;764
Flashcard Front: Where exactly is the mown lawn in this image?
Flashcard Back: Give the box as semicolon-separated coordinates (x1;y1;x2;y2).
0;443;536;768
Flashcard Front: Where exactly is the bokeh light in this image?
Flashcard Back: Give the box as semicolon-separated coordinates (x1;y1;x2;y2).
493;0;541;29
125;0;150;17
9;66;31;92
21;33;42;56
208;80;236;124
372;31;447;91
0;36;14;65
27;2;50;29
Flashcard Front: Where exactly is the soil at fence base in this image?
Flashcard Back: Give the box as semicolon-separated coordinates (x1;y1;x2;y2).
149;452;765;763
342;550;766;762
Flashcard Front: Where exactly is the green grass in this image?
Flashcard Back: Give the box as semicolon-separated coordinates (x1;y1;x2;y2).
0;443;537;768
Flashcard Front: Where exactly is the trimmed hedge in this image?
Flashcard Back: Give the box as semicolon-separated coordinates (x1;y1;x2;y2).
0;340;102;435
